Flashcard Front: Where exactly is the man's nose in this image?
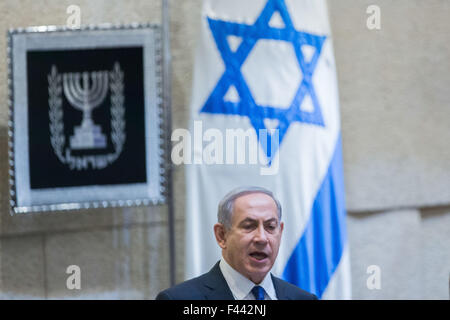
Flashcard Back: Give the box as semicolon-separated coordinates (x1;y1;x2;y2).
254;224;268;244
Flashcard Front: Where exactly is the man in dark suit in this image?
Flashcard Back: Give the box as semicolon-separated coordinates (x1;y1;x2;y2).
156;186;317;300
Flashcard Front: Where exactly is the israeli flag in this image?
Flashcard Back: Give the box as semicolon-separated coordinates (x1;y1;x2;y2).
183;0;351;299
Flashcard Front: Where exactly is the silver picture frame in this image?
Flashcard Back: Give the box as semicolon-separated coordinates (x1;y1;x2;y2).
7;23;167;214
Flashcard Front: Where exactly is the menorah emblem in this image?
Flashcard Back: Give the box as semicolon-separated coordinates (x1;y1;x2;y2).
49;62;125;170
63;70;109;149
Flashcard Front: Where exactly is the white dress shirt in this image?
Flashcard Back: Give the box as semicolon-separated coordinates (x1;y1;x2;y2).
219;257;278;300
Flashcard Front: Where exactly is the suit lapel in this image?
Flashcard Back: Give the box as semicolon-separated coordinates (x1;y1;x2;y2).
201;262;235;300
271;274;290;300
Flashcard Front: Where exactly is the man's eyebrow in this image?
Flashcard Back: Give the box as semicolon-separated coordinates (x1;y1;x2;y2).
238;218;257;225
238;217;279;225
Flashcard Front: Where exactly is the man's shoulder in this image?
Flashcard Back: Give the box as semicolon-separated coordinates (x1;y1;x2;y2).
271;275;318;300
155;273;209;300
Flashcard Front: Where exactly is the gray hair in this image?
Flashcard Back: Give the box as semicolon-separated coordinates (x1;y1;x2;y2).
217;186;282;230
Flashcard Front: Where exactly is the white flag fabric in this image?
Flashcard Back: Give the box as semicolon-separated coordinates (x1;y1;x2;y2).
183;0;351;299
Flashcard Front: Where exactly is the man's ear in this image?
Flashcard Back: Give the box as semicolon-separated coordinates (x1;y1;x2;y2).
213;223;227;249
279;221;284;235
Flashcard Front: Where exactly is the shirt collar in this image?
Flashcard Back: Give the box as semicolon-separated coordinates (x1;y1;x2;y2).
219;257;277;300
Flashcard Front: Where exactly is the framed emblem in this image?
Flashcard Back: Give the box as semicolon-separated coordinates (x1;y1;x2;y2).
7;24;166;213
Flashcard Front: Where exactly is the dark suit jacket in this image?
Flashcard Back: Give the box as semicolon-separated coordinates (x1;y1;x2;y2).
156;261;317;300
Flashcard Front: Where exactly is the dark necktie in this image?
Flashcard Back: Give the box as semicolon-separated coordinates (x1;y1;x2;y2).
251;285;265;300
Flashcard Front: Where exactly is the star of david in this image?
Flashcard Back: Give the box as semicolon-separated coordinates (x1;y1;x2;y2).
200;0;327;162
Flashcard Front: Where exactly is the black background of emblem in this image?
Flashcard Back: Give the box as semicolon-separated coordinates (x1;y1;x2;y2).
27;47;147;189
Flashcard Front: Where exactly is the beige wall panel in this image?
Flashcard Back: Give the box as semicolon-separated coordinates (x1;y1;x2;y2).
0;235;46;299
45;224;169;299
347;208;450;299
420;207;450;299
348;209;423;299
328;0;450;211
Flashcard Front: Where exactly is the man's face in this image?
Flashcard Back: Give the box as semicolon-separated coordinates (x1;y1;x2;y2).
214;192;284;284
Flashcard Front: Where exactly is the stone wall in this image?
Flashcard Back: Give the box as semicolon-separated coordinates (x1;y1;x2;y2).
329;0;450;299
0;0;449;299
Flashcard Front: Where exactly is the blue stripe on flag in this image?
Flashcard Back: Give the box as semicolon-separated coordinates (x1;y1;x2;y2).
282;135;347;299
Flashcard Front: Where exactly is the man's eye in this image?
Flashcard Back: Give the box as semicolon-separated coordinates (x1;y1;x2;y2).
242;223;255;230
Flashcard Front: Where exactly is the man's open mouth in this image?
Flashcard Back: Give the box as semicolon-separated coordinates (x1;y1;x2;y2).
249;252;268;261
